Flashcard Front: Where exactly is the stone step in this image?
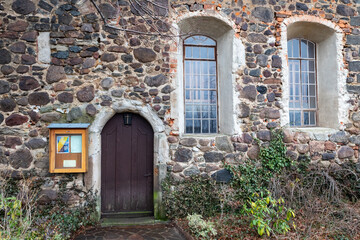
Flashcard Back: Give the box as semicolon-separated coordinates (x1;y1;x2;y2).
100;216;169;227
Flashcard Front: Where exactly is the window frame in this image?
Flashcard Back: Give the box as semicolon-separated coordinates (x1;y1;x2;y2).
288;38;318;127
183;35;219;134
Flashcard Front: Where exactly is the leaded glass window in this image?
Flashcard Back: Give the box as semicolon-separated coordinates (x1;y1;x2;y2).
288;39;317;127
184;35;217;134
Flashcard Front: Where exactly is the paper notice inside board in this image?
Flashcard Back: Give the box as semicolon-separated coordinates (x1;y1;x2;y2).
71;135;82;153
63;160;77;168
57;136;69;153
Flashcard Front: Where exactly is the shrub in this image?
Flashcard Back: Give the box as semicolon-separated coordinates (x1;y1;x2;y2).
186;214;217;239
162;175;219;219
0;174;97;239
243;192;295;237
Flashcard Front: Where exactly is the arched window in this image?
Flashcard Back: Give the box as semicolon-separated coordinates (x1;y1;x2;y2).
184;35;217;134
288;38;317;127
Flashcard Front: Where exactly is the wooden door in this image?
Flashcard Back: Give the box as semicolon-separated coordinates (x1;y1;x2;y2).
101;113;154;215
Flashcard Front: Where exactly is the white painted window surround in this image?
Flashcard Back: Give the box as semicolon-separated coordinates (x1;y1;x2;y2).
280;16;349;132
172;14;245;136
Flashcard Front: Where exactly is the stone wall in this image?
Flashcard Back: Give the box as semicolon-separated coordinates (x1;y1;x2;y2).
0;0;359;210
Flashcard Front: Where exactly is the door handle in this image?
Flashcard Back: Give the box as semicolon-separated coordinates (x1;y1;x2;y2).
144;173;152;177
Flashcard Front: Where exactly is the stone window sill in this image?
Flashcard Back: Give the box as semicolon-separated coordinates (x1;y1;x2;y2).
181;133;228;139
288;127;338;141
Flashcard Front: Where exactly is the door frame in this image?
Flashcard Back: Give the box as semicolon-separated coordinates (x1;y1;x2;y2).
85;99;169;220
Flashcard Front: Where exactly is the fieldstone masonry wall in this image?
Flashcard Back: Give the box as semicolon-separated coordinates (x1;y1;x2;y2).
0;0;359;215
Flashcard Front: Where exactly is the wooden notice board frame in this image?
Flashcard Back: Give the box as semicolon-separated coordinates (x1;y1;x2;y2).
48;123;89;173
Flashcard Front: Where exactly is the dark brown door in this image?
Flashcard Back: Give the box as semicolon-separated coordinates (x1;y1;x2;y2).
101;113;154;215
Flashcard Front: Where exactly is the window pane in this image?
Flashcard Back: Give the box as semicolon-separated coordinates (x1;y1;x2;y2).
201;61;208;74
184;35;216;46
210;91;216;103
301;60;308;72
294;111;301;126
290;111;295;126
308;42;315;58
193;47;200;58
208;48;215;59
185;47;192;58
310;97;316;108
202;120;209;133
309;60;315;72
309;73;315;84
210;76;216;89
186;120;193;133
304;112;309;125
293;39;300;58
302;85;308;96
288;39;293;58
194;120;201;133
209;62;216;74
303;97;309;108
194;105;201;118
202;105;209;118
200;47;207;59
309;85;316;96
294;97;301;108
202;75;209;89
301;40;308;58
210;120;217;133
210;105;216;118
310;112;315;125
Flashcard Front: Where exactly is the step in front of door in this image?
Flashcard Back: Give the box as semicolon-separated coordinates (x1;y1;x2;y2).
101;211;153;219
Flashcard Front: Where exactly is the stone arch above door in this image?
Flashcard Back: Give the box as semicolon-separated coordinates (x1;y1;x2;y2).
85;99;169;219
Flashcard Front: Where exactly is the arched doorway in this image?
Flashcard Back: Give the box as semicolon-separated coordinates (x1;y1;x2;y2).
101;113;154;217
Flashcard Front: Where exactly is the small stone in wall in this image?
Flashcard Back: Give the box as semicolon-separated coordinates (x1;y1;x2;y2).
337;146;354;159
16;65;29;74
271;55;282;68
0;81;10;94
19;76;40;91
40;112;61;122
0;113;4;124
134;48;157;63
12;0;36;15
172;163;183;173
251;7;273;23
145;74;168;87
211;169;232;183
257;130;271;141
5;137;22;148
296;2;308;11
215;136;233;152
297;144;309;154
21;55;36;65
28;92;50;106
174;148;192;162
1;65;14;75
183;165;200;177
336;4;355;16
239;103;250;118
204;152;224;162
101;53;117;62
240;85;257;101
111;89;124;98
5;114;28;126
25;138;47;149
10;148;33;169
86;104;96;116
167;136;178;143
322;152;335;160
100;77;114;90
67;107;82;122
247;145;260;160
21;31;37;42
57;92;73;103
76;85;95;102
10;42;26;54
0;49;11;65
180;138;197;147
329;131;349;144
0;98;16;112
